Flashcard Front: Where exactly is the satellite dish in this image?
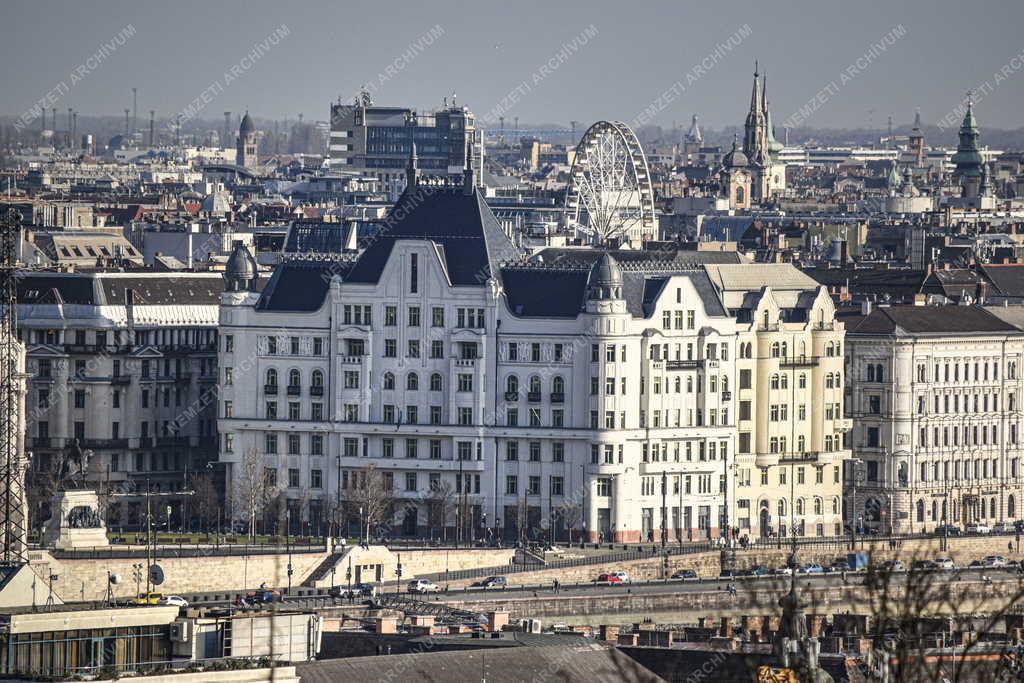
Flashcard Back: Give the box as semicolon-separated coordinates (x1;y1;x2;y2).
150;564;165;586
109;573;122;585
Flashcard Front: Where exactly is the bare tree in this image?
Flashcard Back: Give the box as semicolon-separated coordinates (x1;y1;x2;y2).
188;472;219;534
232;447;278;540
25;457;61;537
425;481;457;542
559;501;584;544
341;464;395;542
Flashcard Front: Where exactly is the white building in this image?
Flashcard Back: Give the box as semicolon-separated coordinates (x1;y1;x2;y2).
217;166;848;542
845;305;1024;533
19;271;223;529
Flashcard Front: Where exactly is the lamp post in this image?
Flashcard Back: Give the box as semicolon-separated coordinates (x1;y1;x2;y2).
660;470;668;549
335;455;342;540
286;509;293;594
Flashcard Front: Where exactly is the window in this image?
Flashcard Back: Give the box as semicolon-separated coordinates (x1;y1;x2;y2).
265;433;278;454
384;339;397;357
430;340;444;358
458;407;473;425
288;434;301;455
527;476;540;495
552;442;564;462
431;307;444;327
408;306;421;327
506;476;518;495
406;372;419;391
458;374;473;392
409;253;418;293
405;472;417;491
385;306;397;326
596;478;611;497
550;476;564;496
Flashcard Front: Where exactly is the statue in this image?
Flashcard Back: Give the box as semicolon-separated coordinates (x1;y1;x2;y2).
66;505;102;529
58;439;91;489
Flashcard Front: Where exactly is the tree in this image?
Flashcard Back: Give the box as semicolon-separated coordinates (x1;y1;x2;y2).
424;481;456;542
341;464;394;542
232;447;277;540
559;501;584;544
188;472;219;534
25;456;61;537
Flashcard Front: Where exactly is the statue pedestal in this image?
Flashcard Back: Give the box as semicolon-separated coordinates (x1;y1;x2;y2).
42;490;109;550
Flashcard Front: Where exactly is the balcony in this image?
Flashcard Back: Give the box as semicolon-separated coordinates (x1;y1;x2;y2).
82;438;130;449
721;391;732;401
527;391;542;403
665;360;700;371
156;436;191;447
550;392;565;403
504;391;520;402
111;374;131;385
310;385;324;397
455;358;477;368
835;418;854;431
174;373;193;383
340;355;365;365
31;437;52;448
287;385;301;397
780;356;819;368
264;384;278;395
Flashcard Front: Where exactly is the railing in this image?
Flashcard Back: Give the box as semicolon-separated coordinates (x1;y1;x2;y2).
111;374;131;385
527;391;542;403
780;356;819;368
666;360;700;370
51;540;329;560
82;438;130;449
264;384;278;394
310;385;324;397
287;385;301;396
550;392;565;403
504;391;519;402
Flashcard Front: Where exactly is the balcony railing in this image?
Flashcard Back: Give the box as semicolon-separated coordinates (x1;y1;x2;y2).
665;360;700;370
31;437;52;448
310;385;324;397
504;391;519;402
550;392;565;403
780;356;819;368
527;391;542;403
287;385;301;396
82;438;130;449
264;384;278;395
721;391;732;401
111;374;131;385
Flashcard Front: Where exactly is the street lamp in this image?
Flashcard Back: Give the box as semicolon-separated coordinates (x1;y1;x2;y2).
660;470;668;549
286;509;293;594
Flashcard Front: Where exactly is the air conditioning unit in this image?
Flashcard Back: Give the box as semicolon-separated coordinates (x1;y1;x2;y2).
170;619;191;643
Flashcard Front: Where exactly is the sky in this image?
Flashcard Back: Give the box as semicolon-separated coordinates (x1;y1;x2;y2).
2;0;1023;132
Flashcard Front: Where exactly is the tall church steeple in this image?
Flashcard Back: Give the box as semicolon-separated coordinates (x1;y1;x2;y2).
952;95;984;198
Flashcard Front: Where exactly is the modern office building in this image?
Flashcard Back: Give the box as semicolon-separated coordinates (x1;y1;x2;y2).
328;95;483;199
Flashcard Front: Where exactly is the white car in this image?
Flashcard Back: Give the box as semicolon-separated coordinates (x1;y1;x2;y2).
407;579;440;594
160;595;188;608
608;571;631;583
983;555;1007;567
935;557;956;570
967;523;992;535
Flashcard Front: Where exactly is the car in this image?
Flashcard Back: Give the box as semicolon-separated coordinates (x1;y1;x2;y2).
747;565;770;576
911;560;938;571
934;557;956;570
876;560;906;572
828;560;851;573
132;592;164;605
993;522;1016;533
798;563;825;574
934;524;962;537
244;588;282;604
983;555;1007;567
407;579;440;594
597;571;630;584
967;523;992;535
773;566;794;576
159;595;188;608
670;569;698;580
969;559;985;568
472;576;507;589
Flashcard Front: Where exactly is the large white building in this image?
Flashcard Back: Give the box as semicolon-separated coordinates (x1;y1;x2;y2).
845;305;1024;533
217;165;848;542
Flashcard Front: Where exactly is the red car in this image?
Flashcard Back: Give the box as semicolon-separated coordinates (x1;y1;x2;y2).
596;571;630;583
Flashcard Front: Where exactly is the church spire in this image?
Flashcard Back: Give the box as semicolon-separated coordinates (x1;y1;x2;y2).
749;61;762;116
406;141;419;191
761;70;769;115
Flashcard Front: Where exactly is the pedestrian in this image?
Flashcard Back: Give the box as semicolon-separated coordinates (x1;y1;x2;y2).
553;579;560;594
1010;541;1014;554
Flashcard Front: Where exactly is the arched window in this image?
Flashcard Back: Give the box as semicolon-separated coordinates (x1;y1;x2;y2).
763;311;770;329
506;375;519;394
674;377;681;393
383;372;395;390
781;342;788;358
311;369;324;387
867;365;875;382
797;435;806;452
288;369;301;387
735;185;745;204
916;500;925;523
771;342;781;358
770;374;780;390
406;372;419;391
529;376;542;393
991;498;997;518
780;374;788;390
430;373;443;392
798;373;807;389
832;497;840;515
825;373;834;389
796;499;804;515
721;376;729;392
1009;494;1016;518
876;364;884;382
552;376;565;394
777;499;787;517
813;498;822;516
265;368;278;386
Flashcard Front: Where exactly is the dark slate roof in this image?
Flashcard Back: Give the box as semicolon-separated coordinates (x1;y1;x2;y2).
979;264;1024;297
534;247;743;269
16;272;232;306
296;643;663;683
257;186;522;312
803;267;926;302
257;260;352;312
284;221;350;254
847;305;1019;335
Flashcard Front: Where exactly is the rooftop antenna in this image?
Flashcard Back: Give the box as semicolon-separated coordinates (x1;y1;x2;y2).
132;87;138;135
124;108;131;137
149;110;155;148
887;115;892;149
72;110;77;148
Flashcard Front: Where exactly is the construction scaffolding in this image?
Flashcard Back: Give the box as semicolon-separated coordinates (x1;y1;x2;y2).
0;208;27;565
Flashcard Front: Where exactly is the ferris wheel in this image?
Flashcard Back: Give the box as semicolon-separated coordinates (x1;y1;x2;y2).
565;120;655;245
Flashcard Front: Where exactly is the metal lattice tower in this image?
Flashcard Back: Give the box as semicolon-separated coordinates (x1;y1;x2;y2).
0;208;27;564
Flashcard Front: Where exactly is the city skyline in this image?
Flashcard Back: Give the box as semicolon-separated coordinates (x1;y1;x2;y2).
3;0;1024;132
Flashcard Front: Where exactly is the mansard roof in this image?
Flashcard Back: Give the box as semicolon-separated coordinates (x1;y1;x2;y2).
847;305;1019;336
16;271;229;307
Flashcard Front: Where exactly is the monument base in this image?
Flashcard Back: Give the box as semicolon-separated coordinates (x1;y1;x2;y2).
42;489;109;550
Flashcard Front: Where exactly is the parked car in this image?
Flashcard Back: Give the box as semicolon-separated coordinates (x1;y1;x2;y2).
159;595;188;608
934;557;956;570
967;523;992;535
983;555;1007;567
670;569;698;580
747;565;770;576
244;588;282;604
596;571;630;584
798;563;825;574
828;560;851;573
472;576;507;589
911;560;938;571
132;592;164;605
934;524;962;537
876;560;906;572
773;566;794;576
993;522;1015;533
407;579;440;594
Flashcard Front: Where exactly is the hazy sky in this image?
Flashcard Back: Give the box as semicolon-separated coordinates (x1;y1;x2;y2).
3;0;1023;131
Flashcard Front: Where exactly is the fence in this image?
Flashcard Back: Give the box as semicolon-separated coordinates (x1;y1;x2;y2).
50;541;328;560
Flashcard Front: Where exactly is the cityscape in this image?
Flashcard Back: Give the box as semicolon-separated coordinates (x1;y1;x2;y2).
2;0;1024;680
